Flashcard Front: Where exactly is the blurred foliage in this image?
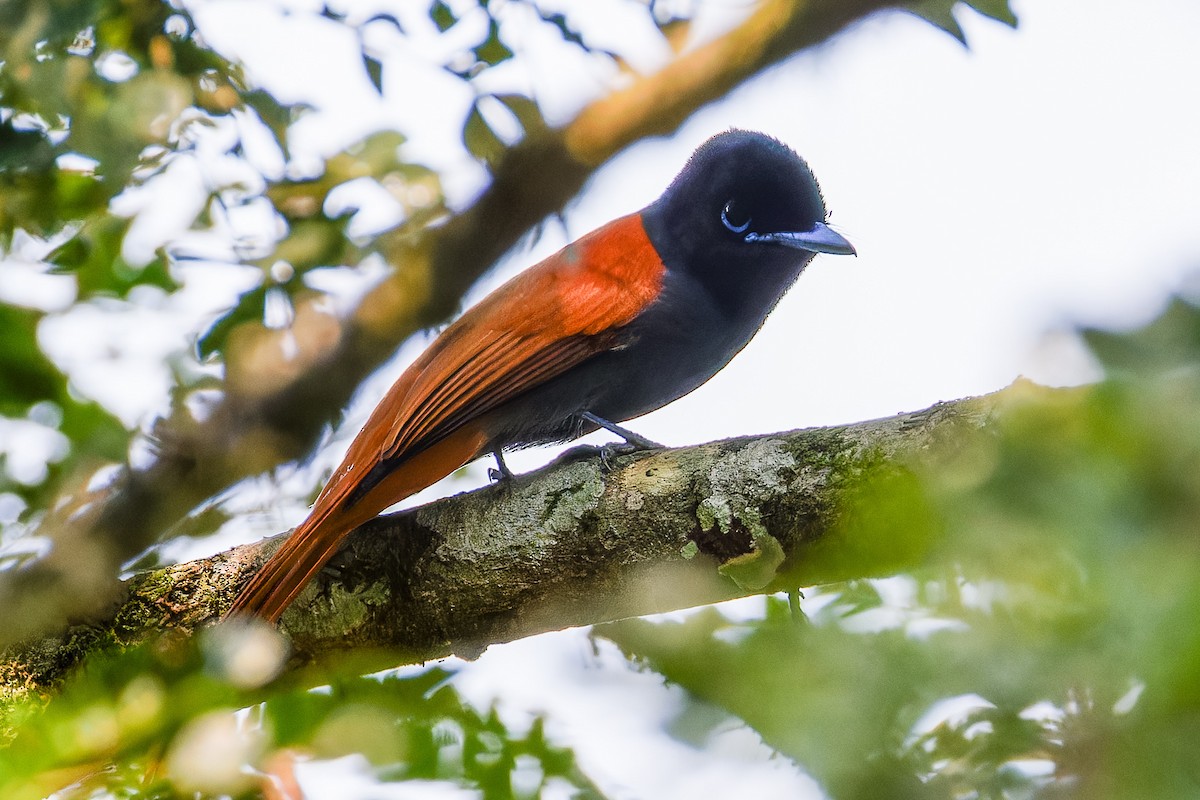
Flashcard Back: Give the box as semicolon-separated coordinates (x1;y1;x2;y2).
0;626;605;799
596;296;1200;799
0;0;207;509
0;300;126;516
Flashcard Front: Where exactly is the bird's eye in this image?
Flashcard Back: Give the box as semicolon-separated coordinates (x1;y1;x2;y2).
721;199;751;234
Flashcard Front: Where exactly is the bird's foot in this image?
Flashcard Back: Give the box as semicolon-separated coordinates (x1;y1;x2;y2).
580;412;663;450
597;441;642;472
488;448;515;483
546;442;636;473
575;412;664;472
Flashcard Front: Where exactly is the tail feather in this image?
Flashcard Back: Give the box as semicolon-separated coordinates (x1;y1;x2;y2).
224;510;352;623
224;424;490;622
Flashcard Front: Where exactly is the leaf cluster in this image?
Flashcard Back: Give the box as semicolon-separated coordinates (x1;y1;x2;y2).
0;626;602;799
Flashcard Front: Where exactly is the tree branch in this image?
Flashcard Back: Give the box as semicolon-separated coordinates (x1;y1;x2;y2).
3;389;1010;694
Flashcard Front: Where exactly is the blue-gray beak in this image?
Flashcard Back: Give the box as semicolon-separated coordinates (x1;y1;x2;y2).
746;222;856;256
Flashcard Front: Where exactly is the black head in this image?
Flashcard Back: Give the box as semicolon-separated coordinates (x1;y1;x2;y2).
642;130;854;313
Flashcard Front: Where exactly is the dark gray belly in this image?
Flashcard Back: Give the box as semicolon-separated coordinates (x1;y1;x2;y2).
482;272;777;449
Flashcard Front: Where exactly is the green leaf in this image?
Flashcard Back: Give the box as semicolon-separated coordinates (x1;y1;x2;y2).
430;0;457;32
472;19;513;67
0;304;61;416
363;53;384;95
463;102;505;166
907;0;1018;45
240;88;307;158
0;120;56;174
963;0;1018;27
493;93;546;137
907;1;967;44
1082;296;1200;377
58;396;129;465
53;169;109;221
716;527;785;590
270;217;354;272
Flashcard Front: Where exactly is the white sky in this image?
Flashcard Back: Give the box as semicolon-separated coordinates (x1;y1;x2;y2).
8;0;1200;796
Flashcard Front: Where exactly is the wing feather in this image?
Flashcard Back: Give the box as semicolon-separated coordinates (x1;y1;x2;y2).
321;213;664;509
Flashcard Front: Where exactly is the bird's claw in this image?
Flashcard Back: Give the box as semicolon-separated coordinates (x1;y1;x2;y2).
620;432;663;451
578;411;663;455
548;441;650;473
489;448;515;483
598;441;641;472
551;443;603;467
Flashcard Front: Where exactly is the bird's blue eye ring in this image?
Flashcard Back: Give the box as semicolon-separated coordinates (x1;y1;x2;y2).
721;200;751;234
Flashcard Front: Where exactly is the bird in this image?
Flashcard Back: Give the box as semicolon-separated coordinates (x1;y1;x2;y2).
226;129;855;622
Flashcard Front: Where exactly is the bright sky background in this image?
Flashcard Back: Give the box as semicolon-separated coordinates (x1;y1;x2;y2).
10;0;1200;796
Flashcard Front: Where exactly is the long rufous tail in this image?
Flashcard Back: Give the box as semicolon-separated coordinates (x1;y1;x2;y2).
225;425;490;622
